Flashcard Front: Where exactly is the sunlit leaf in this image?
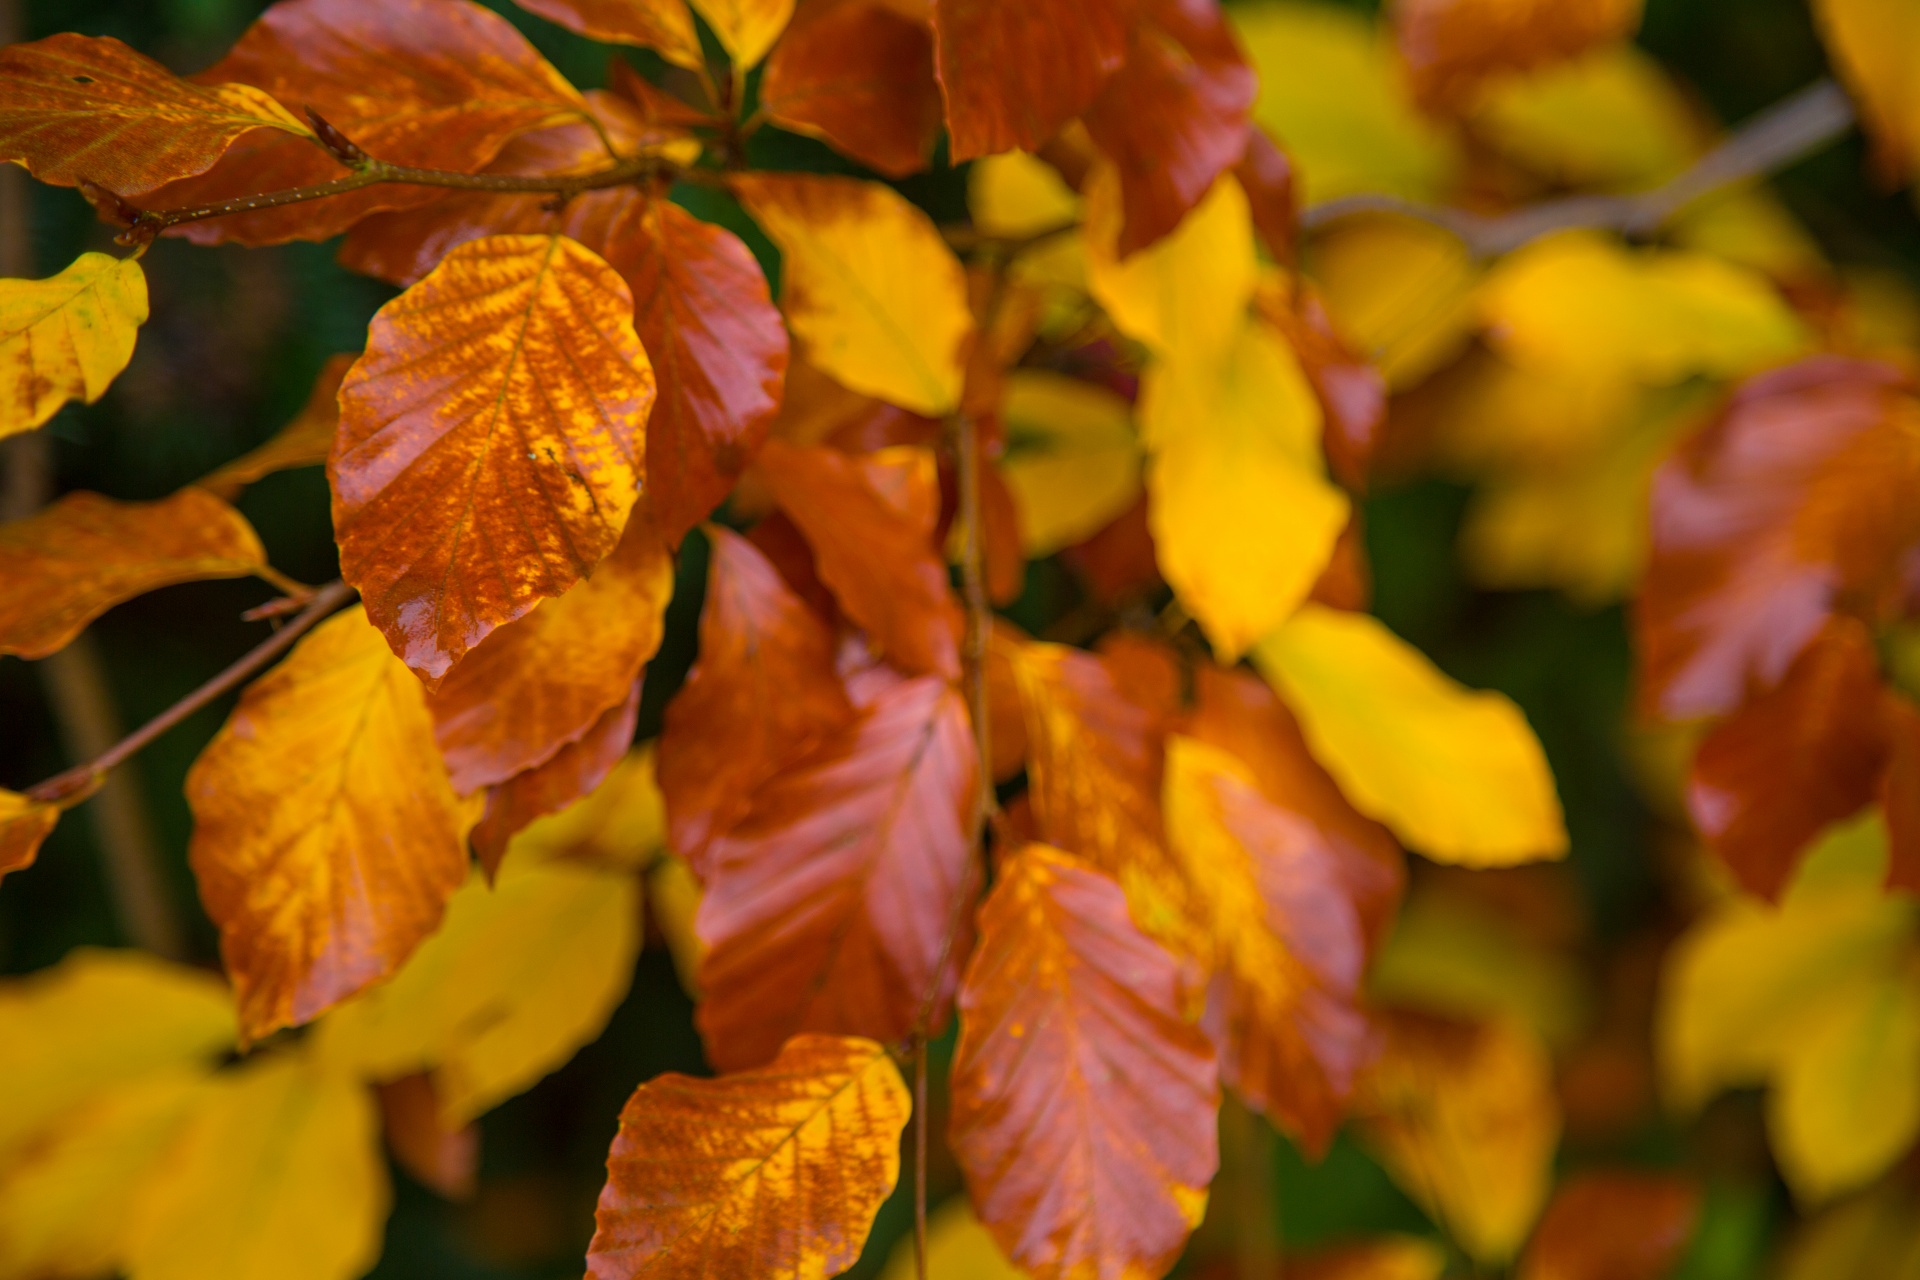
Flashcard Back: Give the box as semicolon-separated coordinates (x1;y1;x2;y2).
0;790;60;885
513;0;706;69
930;0;1130;160
761;0;943;177
0;252;147;437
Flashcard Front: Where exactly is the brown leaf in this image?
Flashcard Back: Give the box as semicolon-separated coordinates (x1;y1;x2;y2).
760;0;944;177
1082;0;1257;256
695;666;979;1069
1640;357;1920;720
949;844;1219;1280
597;195;790;543
142;0;590;245
1883;696;1920;896
200;355;354;500
332;233;655;683
0;33;310;191
659;526;855;867
931;0;1130;160
757;439;963;680
429;509;673;794
1517;1170;1699;1280
186;606;468;1043
0;791;60;885
378;1073;479;1201
513;0;707;70
0;488;266;660
1261;278;1386;492
1235;126;1300;265
471;681;642;878
1393;0;1644;111
1688;618;1893;900
587;1034;909;1280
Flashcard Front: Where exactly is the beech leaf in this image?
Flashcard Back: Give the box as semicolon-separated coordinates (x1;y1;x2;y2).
0;251;147;437
513;0;707;69
0;790;60;885
760;0;944;177
930;0;1131;160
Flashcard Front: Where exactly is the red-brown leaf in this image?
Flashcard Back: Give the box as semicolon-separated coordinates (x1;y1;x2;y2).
949;844;1219;1280
1235;126;1300;265
379;1073;480;1200
1261;281;1386;492
760;0;944;177
1884;695;1920;896
1687;618;1893;899
695;666;979;1070
1394;0;1644;112
930;0;1131;160
513;0;707;70
658;526;855;867
471;681;643;877
1517;1171;1699;1280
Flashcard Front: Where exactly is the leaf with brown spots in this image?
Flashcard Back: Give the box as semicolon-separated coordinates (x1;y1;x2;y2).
331;233;655;683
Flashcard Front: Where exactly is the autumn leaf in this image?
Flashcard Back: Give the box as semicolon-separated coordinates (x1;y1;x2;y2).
1254;604;1567;866
760;0;944;177
377;1073;479;1201
332;233;656;682
659;526;855;866
484;738;664;877
0;790;60;884
123;1053;388;1280
879;1200;1025;1280
1310;212;1481;390
512;0;707;69
1517;1171;1700;1280
0;487;266;660
969;149;1082;240
930;0;1129;160
695;666;978;1070
1811;0;1920;181
1393;0;1645;111
199;354;354;499
0;33;310;191
688;0;797;69
186;606;469;1042
0;251;147;437
587;1034;909;1280
948;844;1220;1280
732;172;972;416
997;370;1143;557
1290;1237;1448;1280
470;683;643;874
1259;277;1388;491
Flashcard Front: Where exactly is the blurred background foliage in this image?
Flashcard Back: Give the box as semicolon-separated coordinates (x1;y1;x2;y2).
1;0;1910;1277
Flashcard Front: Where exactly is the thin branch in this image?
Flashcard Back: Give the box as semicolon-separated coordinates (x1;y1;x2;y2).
1302;77;1858;257
913;1041;930;1280
25;580;357;805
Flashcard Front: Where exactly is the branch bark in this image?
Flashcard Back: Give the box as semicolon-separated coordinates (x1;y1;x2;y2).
1301;78;1857;257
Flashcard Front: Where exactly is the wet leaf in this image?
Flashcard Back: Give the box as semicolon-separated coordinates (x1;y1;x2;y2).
0;251;147;437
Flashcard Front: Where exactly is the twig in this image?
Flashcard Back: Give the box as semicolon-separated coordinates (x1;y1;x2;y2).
25;580;357;805
913;1041;930;1280
1302;78;1857;257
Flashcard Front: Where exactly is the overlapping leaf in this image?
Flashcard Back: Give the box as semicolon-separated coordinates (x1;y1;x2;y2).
470;684;643;873
760;0;944;177
186;607;469;1042
0;252;147;437
949;844;1219;1280
587;1035;909;1280
930;0;1129;159
512;0;706;69
1393;0;1644;110
332;233;655;682
0;487;265;659
997;370;1142;557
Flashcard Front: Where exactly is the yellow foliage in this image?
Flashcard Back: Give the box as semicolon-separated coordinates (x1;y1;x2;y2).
687;0;793;67
1307;214;1481;390
999;371;1142;557
506;745;667;872
969;150;1082;239
1468;46;1699;189
0;252;147;437
878;1199;1025;1280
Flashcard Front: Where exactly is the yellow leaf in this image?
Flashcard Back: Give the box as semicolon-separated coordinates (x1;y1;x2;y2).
1253;605;1567;865
124;1053;387;1280
1232;2;1458;204
0;252;146;436
0;1068;210;1280
878;1199;1024;1280
0;789;58;884
969;150;1082;239
1478;230;1808;388
647;853;705;998
688;0;793;67
1141;317;1348;659
0;949;233;1161
999;370;1142;556
1467;46;1698;189
316;857;641;1125
1087;166;1256;380
1778;1183;1920;1280
1812;0;1920;179
504;745;666;872
733;173;971;416
1309;214;1481;391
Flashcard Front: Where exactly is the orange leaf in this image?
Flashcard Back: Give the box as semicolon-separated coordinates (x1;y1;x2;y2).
1236;126;1301;264
470;683;642;877
1688;619;1893;900
143;0;590;245
931;0;1130;160
658;526;854;866
200;355;355;500
429;511;673;794
1082;0;1257;255
949;844;1219;1280
1640;357;1920;720
332;233;655;683
1394;0;1644;111
378;1073;479;1201
598;195;790;543
513;0;707;69
761;0;944;177
186;606;468;1042
0;791;59;885
0;488;266;660
0;33;309;191
757;439;963;680
1517;1170;1699;1280
1884;697;1920;896
695;666;979;1069
1260;279;1387;492
587;1034;909;1280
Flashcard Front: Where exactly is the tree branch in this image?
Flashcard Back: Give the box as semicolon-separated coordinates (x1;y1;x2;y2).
24;580;357;805
1302;77;1857;257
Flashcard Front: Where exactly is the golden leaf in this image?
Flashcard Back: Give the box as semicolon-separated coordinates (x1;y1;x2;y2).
999;370;1143;557
0;252;146;437
0;790;59;885
689;0;795;67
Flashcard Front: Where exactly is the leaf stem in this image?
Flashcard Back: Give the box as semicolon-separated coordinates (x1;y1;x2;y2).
23;580;357;805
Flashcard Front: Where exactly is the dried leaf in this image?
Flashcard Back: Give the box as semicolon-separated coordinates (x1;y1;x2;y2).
0;33;309;190
0;251;147;437
757;439;963;679
124;1053;388;1280
760;0;944;177
659;526;854;866
734;173;971;416
332;233;655;682
1394;0;1644;111
200;354;354;499
949;844;1219;1280
1254;604;1567;866
187;607;469;1042
0;790;59;884
0;487;265;660
513;0;706;69
587;1035;909;1280
696;667;978;1070
317;857;640;1123
1517;1171;1700;1280
930;0;1130;160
